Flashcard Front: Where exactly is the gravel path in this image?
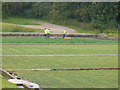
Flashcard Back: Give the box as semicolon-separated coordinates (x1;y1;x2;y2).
1;54;119;56
22;21;76;33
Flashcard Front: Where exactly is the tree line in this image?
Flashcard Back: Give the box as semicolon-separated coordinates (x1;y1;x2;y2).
2;2;119;33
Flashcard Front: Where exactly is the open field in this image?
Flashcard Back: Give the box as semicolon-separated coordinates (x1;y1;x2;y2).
2;45;118;55
0;75;18;88
2;56;118;69
15;70;118;88
2;55;118;88
1;3;119;89
2;44;118;88
1;37;118;43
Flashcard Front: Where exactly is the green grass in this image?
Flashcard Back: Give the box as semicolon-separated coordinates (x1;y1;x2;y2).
0;74;18;88
2;80;19;88
2;55;118;88
68;25;100;34
2;56;118;69
2;23;43;32
2;45;118;55
2;16;41;25
0;74;5;79
1;37;118;43
2;44;118;88
15;70;118;88
105;34;119;38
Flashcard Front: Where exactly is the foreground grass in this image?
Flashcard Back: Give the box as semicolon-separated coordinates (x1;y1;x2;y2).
2;23;43;32
1;37;118;43
15;70;118;88
2;16;41;25
2;56;118;69
2;80;19;88
0;74;18;88
2;45;118;55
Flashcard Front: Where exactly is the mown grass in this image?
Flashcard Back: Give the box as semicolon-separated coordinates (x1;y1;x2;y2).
2;45;118;55
0;74;5;79
2;55;118;88
2;22;43;32
0;74;18;88
2;16;41;25
2;56;118;69
15;70;118;88
2;80;19;88
1;37;118;43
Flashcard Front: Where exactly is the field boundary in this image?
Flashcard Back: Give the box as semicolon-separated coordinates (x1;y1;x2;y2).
1;43;119;45
6;68;120;71
1;54;119;56
1;33;118;40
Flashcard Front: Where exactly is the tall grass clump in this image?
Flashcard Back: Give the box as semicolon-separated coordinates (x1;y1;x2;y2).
2;22;43;32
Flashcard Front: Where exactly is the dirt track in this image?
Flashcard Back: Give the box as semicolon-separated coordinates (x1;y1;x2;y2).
22;21;76;33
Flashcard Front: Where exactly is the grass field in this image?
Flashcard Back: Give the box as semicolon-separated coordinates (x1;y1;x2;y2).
2;80;19;88
15;70;118;88
2;45;118;55
2;23;43;32
0;75;19;88
1;16;119;88
1;37;118;43
2;16;41;25
2;43;118;88
2;56;118;69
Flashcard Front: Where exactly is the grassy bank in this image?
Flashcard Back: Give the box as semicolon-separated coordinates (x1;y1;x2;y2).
1;37;118;43
0;74;19;88
2;80;19;88
2;16;41;25
2;23;43;32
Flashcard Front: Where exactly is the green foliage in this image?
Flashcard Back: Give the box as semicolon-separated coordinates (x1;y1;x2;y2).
2;2;118;33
